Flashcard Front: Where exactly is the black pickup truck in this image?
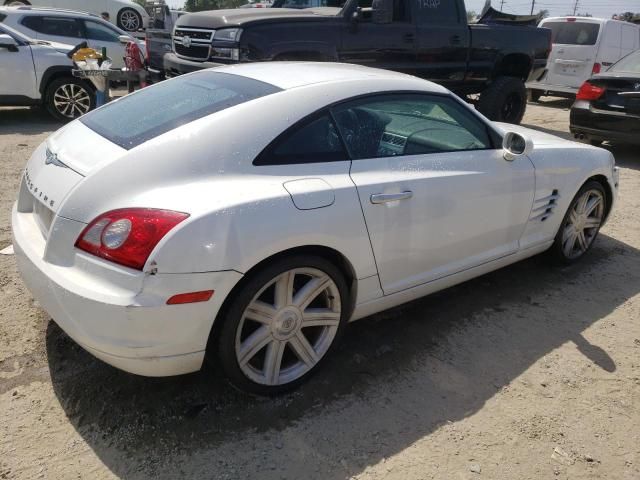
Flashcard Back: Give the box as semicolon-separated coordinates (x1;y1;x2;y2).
163;0;551;123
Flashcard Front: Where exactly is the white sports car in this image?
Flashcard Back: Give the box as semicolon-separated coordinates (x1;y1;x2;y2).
12;63;619;394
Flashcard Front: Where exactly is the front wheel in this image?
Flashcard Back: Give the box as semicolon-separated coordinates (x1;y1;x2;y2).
477;76;527;124
117;8;142;32
215;255;349;395
44;77;94;122
549;181;607;264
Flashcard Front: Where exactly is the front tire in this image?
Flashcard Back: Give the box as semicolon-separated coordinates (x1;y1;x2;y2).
215;255;349;395
477;76;527;124
117;8;142;32
549;181;607;264
44;77;94;122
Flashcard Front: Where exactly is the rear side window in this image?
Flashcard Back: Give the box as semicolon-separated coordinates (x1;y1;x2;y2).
21;16;83;38
84;20;120;42
80;71;281;150
545;21;600;46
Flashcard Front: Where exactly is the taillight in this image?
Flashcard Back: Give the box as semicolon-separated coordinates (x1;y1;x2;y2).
576;81;605;101
591;62;601;74
75;208;189;270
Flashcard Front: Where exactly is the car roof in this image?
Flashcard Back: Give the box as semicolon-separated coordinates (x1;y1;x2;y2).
0;6;98;18
215;62;448;92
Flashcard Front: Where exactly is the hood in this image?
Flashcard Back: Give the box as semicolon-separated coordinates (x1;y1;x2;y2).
175;7;339;28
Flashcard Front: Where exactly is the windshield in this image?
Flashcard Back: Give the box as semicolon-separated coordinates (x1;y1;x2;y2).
609;50;640;74
80;71;281;150
272;0;343;8
544;21;600;46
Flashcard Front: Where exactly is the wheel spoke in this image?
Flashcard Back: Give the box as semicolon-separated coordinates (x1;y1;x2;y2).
237;325;271;366
302;308;340;328
274;271;295;308
563;229;577;256
576;230;588;251
244;300;276;325
584;218;601;229
289;331;319;367
263;340;285;385
293;275;330;310
577;192;590;214
584;196;602;217
569;209;580;226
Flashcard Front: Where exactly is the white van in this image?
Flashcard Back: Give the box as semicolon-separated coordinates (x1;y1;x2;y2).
526;17;640;100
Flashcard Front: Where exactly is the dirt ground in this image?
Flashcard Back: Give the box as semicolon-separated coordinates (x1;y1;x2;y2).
0;99;639;480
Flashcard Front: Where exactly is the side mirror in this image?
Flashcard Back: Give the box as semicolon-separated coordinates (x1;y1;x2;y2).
502;131;533;161
118;34;133;44
0;34;18;52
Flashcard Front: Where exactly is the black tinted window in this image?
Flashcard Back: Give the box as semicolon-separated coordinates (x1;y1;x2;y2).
21;16;83;38
84;20;120;42
332;94;493;159
81;72;281;150
545;21;600;45
255;113;347;165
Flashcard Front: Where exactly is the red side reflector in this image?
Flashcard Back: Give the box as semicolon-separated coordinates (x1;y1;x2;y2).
591;62;601;74
566;17;576;22
576;81;605;101
166;290;214;305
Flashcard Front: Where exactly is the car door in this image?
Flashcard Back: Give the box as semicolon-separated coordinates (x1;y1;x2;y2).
0;33;37;100
339;0;416;73
82;19;127;69
335;93;535;295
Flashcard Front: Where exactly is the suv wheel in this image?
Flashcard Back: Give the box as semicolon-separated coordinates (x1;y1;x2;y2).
45;77;94;122
117;8;142;32
477;76;527;124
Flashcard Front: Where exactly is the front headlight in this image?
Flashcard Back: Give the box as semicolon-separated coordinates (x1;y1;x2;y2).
213;28;243;42
210;47;240;61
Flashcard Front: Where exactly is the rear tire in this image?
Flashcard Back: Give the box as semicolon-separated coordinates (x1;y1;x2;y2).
44;77;94;122
478;76;527;124
117;7;142;32
215;255;349;395
548;181;607;265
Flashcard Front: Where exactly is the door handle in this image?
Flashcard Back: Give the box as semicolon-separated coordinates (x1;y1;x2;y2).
370;191;413;204
403;33;414;43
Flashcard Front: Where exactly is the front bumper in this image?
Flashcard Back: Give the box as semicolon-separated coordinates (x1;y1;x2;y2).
12;204;243;377
570;101;640;144
163;52;225;77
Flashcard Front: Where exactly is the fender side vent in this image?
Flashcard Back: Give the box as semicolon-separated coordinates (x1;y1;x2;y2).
530;189;559;222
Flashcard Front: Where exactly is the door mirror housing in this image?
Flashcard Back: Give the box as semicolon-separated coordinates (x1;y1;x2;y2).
0;34;18;52
118;34;133;44
502;131;533;161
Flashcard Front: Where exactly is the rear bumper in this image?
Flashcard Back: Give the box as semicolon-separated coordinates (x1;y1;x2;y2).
526;81;578;96
12;204;243;377
163;52;225;77
570;101;640;144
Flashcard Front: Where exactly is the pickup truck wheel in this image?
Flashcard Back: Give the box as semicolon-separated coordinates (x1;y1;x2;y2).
45;77;94;122
477;76;527;124
117;8;142;32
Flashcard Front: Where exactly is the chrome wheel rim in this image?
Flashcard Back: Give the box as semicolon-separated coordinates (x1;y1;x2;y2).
120;10;140;31
235;268;341;386
562;189;605;260
53;84;91;118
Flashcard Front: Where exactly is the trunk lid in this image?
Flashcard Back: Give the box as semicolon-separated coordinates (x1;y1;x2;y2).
589;73;640;117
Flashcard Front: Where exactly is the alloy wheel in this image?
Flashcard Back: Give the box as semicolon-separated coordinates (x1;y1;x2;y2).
120;10;141;31
561;189;605;260
53;84;91;119
235;267;341;386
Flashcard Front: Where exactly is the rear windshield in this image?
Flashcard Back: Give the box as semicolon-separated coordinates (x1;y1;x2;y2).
610;50;640;73
80;71;281;150
544;21;600;46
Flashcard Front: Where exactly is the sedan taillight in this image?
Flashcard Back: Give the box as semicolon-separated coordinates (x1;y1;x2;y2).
75;208;189;270
576;81;605;101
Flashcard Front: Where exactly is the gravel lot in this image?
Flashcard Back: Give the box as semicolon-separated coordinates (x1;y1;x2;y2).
1;99;639;480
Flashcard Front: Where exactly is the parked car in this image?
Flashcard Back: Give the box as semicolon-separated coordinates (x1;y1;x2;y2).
527;17;640;100
163;0;551;124
238;0;272;8
0;6;145;69
2;0;149;32
570;49;640;145
143;1;184;76
12;63;618;394
0;23;94;120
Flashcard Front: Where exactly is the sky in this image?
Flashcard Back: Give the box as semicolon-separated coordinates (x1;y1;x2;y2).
165;0;638;17
465;0;638;18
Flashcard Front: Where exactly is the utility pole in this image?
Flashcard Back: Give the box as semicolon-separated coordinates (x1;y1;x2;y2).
500;0;505;10
530;0;535;15
573;0;579;15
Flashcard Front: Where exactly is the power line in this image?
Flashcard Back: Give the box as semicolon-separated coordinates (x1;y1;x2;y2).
573;0;579;15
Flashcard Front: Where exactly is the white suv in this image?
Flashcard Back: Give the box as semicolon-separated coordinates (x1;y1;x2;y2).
2;0;149;32
0;23;95;120
0;6;145;69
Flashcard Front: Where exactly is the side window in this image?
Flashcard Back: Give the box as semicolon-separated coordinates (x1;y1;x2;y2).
255;113;348;165
331;94;493;160
84;20;120;42
22;16;83;38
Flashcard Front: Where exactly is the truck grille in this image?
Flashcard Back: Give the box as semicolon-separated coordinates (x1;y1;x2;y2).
173;27;214;61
